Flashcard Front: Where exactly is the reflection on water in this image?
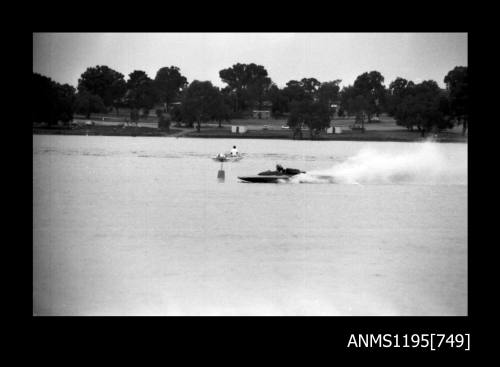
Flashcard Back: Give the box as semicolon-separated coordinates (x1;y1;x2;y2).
33;135;467;316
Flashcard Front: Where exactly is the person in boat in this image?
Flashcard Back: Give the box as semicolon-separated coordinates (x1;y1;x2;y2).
230;145;239;156
217;153;226;160
257;164;303;177
276;164;303;175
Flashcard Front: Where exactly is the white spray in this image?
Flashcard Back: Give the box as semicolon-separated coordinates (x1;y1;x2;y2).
292;141;467;186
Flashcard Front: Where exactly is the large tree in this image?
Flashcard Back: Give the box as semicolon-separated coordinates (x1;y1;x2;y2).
55;84;77;123
154;66;188;111
413;80;450;135
391;80;450;136
283;80;310;104
219;63;272;113
387;77;415;117
126;70;157;115
444;66;468;135
288;100;331;139
287;100;307;139
266;84;289;116
33;73;56;124
350;95;370;131
156;109;171;132
300;77;321;96
339;85;360;117
33;73;76;125
317;80;342;116
352;71;386;121
180;80;223;131
219;63;246;113
77;65;127;114
213;89;233;127
282;78;324;104
246;64;272;111
74;90;106;118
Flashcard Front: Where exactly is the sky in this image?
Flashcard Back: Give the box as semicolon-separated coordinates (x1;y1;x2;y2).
33;33;467;89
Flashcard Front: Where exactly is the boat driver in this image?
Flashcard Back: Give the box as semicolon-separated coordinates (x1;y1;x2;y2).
230;146;239;156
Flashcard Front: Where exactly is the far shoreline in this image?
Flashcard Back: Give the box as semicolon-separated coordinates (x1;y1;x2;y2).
33;125;468;144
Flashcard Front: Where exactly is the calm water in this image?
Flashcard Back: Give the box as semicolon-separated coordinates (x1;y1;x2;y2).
33;135;467;315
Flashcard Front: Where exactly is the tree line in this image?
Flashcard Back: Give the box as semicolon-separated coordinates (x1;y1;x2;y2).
33;63;468;136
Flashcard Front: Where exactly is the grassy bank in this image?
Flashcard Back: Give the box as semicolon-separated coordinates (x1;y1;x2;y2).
183;126;467;143
33;125;182;137
33;120;467;143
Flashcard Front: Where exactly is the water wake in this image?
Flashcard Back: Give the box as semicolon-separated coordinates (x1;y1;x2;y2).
291;142;467;186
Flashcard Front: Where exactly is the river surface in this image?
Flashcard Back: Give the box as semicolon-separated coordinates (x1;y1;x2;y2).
33;135;467;315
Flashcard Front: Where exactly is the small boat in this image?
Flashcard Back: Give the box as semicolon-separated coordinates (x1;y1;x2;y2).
212;153;244;162
238;165;305;183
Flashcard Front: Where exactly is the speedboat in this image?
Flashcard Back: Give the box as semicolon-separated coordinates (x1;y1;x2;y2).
212;153;244;162
238;165;305;183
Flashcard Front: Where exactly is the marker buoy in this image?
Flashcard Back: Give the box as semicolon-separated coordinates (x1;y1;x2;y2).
217;162;225;181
